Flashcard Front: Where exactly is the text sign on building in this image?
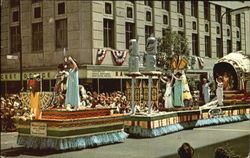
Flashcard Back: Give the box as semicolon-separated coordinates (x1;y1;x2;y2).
1;71;57;81
30;122;47;136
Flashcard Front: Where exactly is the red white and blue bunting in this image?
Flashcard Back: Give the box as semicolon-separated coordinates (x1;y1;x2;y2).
97;49;128;66
97;49;107;64
111;50;128;66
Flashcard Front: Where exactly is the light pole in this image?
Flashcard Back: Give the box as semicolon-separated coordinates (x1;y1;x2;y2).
220;6;250;57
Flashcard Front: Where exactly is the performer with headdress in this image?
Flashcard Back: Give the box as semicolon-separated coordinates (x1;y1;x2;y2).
65;56;80;109
216;76;224;106
160;75;173;108
172;72;184;107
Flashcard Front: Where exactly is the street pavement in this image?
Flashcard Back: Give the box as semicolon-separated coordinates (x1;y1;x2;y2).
1;120;250;158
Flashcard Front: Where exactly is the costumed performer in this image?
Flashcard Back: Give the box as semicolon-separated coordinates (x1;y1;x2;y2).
52;63;68;108
65;56;80;109
182;73;192;107
172;72;184;107
202;78;212;104
160;75;173;108
216;76;224;106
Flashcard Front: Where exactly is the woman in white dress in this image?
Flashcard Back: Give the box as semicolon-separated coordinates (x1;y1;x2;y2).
160;75;174;108
216;76;224;106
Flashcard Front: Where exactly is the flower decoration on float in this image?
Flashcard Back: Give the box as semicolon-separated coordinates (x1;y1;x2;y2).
112;50;128;66
97;49;107;64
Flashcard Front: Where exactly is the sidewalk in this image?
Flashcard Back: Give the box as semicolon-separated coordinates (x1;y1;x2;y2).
1;132;22;150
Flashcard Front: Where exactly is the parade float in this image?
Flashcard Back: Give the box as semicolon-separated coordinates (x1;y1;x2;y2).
213;51;250;104
124;39;250;138
16;71;127;151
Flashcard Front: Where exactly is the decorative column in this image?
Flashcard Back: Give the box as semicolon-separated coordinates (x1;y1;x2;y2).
125;39;142;114
141;37;162;114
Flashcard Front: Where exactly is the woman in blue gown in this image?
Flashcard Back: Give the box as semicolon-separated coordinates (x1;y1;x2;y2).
172;72;184;107
65;56;80;109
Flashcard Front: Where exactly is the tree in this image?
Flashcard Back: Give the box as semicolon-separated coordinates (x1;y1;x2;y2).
157;29;190;71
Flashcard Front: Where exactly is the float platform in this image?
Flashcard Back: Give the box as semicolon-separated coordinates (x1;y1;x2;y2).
17;108;128;150
124;104;250;138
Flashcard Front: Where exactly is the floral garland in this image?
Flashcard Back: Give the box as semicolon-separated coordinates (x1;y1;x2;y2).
97;49;107;64
111;50;128;66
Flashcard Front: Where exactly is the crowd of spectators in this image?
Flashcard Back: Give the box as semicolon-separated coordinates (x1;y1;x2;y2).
79;90;130;113
0;94;29;132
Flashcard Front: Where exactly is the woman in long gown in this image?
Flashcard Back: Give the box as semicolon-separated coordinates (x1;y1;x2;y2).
172;72;184;107
216;76;224;106
202;78;212;104
65;56;80;109
160;75;173;108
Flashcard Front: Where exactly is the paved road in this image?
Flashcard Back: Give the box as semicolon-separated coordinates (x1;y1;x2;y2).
1;121;250;158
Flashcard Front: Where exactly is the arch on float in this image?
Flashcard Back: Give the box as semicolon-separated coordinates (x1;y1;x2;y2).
213;62;238;90
213;51;250;91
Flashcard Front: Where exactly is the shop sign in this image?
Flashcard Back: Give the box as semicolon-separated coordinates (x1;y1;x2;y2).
186;73;201;80
30;122;47;137
1;71;57;81
87;70;127;79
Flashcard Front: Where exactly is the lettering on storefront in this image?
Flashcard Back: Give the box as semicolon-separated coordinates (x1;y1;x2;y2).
92;72;112;78
1;71;55;81
30;122;47;136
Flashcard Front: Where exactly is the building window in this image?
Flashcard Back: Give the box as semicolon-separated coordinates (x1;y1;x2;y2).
12;11;19;22
192;34;199;56
227;29;230;36
191;1;198;18
162;0;169;11
32;22;43;52
205;24;209;32
145;25;153;45
163;15;168;25
10;26;21;53
227;40;232;54
10;0;19;8
56;19;67;49
236;14;241;27
58;2;65;15
32;0;42;3
205;36;211;57
146;11;151;21
236;41;241;51
127;7;133;18
162;28;168;37
192;21;196;30
216;26;220;34
34;7;41;18
215;5;221;23
144;0;153;8
226;8;231;25
177;1;185;15
204;1;210;20
125;22;135;49
126;0;135;3
178;18;183;27
236;31;240;38
178;31;184;37
216;38;222;57
105;2;112;14
104;19;114;48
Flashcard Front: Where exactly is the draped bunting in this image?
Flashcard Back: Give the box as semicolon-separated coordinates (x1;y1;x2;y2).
97;49;107;64
97;49;128;65
112;50;128;66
